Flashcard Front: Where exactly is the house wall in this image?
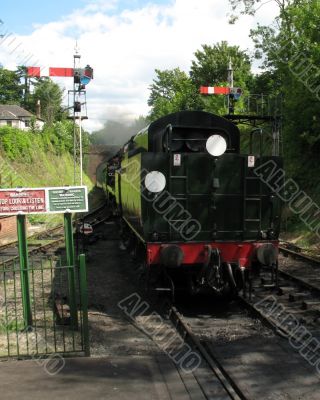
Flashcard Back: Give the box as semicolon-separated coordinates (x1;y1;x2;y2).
0;216;32;245
0;216;18;244
0;120;22;129
0;119;44;131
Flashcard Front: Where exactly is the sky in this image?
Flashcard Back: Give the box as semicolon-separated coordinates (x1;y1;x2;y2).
0;0;279;132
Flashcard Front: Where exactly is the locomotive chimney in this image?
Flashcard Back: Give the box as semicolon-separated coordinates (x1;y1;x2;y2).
36;99;41;119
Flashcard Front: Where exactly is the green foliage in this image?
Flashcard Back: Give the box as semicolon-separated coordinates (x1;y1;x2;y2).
229;0;320;242
0;126;37;162
0;68;23;104
148;68;204;120
147;42;253;119
42;120;74;154
28;78;64;125
245;0;320;156
0;120;80;163
228;0;295;23
190;41;252;88
0;67;65;126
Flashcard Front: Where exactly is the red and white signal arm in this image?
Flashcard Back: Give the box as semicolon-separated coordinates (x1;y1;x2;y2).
27;67;74;77
200;86;230;95
79;223;93;235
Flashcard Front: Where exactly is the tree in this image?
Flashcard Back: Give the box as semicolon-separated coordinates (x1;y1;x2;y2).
148;68;203;120
189;41;253;115
190;41;252;88
30;78;64;125
228;0;298;23
229;0;320;152
0;67;23;104
228;0;320;219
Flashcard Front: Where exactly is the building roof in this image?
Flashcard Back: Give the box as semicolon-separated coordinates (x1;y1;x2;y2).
0;105;34;121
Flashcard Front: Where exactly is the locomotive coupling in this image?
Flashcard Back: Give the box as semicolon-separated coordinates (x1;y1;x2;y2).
160;244;184;267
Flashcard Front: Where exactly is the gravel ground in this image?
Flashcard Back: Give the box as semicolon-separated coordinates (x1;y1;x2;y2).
85;221;169;357
279;253;320;280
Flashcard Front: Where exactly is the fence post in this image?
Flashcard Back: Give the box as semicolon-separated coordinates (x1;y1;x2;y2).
64;212;78;329
79;254;90;357
17;214;32;328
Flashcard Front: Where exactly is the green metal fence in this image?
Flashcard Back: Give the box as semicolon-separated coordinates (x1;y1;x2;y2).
0;254;89;359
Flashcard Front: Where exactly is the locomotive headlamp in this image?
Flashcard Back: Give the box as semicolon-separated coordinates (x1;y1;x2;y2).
145;171;166;193
206;134;227;156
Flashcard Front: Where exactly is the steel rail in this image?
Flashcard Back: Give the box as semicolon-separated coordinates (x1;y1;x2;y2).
238;268;320;364
169;306;249;400
279;245;320;264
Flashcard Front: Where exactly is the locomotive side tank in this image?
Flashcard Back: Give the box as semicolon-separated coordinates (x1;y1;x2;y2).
105;111;282;294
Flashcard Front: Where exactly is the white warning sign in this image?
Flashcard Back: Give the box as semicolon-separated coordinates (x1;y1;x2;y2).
248;155;255;168
173;154;181;166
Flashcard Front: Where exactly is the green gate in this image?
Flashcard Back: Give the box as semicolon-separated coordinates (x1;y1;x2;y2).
0;254;89;359
0;186;90;361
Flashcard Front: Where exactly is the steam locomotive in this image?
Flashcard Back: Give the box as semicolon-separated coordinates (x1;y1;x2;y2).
98;111;282;295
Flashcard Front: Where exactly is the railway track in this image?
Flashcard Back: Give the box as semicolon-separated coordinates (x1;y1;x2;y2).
236;247;320;375
164;288;320;399
168;306;248;400
159;246;320;398
279;241;320;264
164;287;320;398
237;243;320;328
0;204;110;266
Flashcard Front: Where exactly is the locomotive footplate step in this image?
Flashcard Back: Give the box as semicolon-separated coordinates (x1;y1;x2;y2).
0;355;199;400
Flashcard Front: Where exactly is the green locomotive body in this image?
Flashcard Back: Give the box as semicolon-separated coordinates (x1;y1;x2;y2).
103;111;282;294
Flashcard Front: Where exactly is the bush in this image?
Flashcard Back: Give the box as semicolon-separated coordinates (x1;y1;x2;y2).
0;120;81;161
0;126;34;161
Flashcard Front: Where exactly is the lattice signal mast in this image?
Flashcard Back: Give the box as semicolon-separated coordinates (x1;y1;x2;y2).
199;59;282;156
27;48;93;185
68;44;93;185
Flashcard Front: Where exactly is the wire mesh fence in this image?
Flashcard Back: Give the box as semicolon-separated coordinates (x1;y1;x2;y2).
0;255;89;359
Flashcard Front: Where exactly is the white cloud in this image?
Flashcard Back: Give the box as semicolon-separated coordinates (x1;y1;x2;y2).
0;0;279;132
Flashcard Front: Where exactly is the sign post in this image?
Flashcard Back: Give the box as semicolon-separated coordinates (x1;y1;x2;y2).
17;215;32;329
64;213;78;329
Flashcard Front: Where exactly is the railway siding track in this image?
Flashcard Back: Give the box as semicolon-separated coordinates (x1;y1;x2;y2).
0;204;110;266
237;247;320;376
279;242;320;264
